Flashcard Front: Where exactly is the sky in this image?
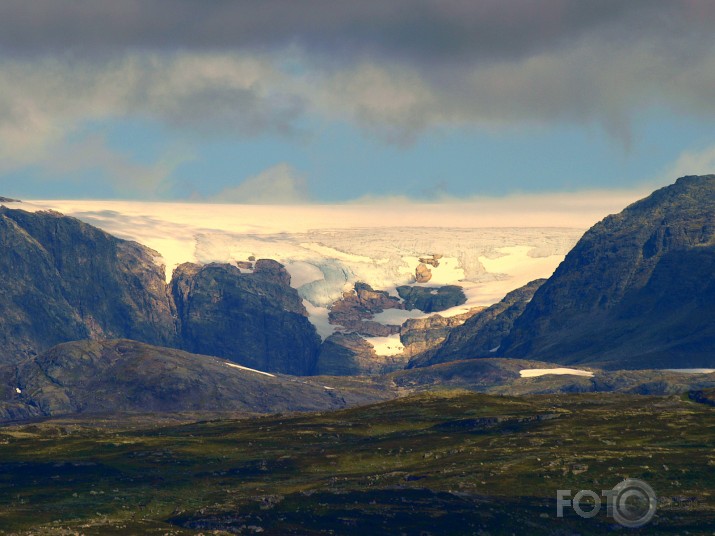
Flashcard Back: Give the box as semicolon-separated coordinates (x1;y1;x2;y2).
1;1;715;203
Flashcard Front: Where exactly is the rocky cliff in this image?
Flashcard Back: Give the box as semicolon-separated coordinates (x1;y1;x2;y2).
0;207;177;365
0;207;323;375
400;309;483;359
500;175;715;369
315;331;408;375
172;260;321;375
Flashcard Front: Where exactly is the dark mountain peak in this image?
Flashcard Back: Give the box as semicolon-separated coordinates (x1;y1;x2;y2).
0;207;177;364
621;174;715;219
500;175;715;369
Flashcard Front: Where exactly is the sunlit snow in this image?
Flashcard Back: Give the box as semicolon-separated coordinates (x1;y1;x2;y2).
224;362;276;377
519;368;594;378
365;334;405;356
665;369;715;374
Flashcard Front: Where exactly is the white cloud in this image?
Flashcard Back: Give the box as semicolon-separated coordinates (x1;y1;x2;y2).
214;163;309;204
663;145;715;181
0;129;192;197
0;53;299;172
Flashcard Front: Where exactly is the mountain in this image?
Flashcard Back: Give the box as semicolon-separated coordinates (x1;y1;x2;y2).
499;175;715;369
0;207;325;375
0;339;393;421
0;207;177;365
172;261;322;375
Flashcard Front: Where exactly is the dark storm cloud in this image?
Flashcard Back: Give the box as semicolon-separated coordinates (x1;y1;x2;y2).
0;0;704;64
2;1;715;149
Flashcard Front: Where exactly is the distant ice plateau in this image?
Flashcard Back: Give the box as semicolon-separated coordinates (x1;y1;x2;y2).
20;200;585;343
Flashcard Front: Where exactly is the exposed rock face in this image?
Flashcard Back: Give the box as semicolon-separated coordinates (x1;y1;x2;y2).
328;282;403;337
500;175;715;369
400;309;483;358
415;263;432;283
4;339;392;419
408;279;545;368
419;254;442;267
689;389;715;407
172;260;321;375
315;332;407;375
0;207;177;365
397;284;467;313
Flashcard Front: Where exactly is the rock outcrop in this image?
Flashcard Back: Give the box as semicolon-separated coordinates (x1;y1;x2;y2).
315;332;408;375
500;175;715;369
396;284;467;313
415;263;432;283
0;196;20;203
408;279;545;368
328;282;403;337
419;254;442;267
400;309;483;358
172;260;321;375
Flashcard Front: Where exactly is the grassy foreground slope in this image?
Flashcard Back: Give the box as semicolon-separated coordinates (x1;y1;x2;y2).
0;391;714;535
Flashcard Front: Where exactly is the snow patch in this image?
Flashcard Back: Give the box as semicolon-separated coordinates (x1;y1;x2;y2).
224;362;276;377
665;368;715;374
302;299;336;340
365;334;405;356
371;308;427;325
519;368;594;378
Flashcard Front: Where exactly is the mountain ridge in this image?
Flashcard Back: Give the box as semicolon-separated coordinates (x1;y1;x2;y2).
499;175;715;368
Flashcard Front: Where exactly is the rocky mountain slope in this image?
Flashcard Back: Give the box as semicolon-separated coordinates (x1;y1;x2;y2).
0;339;393;421
4;338;715;424
0;207;177;365
500;175;715;368
407;279;545;368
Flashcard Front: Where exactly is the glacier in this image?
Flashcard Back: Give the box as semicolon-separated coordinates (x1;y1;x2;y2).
19;200;585;341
